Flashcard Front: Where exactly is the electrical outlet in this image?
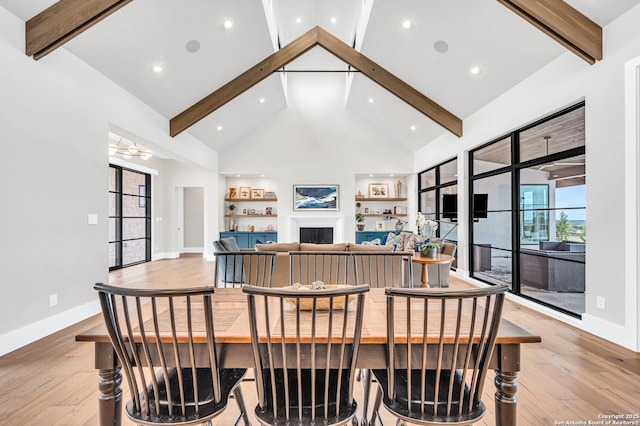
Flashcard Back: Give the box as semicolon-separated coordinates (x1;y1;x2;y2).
49;293;58;307
596;296;606;310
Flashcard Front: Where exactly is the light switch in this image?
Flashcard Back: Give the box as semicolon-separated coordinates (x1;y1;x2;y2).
88;214;98;225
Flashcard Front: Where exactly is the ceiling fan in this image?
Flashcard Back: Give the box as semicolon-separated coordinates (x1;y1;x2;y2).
537;136;585;170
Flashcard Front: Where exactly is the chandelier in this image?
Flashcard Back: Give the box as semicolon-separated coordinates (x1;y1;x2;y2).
108;137;152;160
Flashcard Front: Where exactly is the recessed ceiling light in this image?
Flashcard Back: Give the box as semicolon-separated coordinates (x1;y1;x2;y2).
261;174;265;178
470;65;481;75
259;98;266;104
368;97;375;104
236;174;241;177
185;39;200;53
216;125;223;131
330;17;337;24
369;174;374;177
410;125;416;131
223;19;233;29
390;174;394;177
296;17;302;24
152;64;163;73
434;40;448;53
402;19;412;29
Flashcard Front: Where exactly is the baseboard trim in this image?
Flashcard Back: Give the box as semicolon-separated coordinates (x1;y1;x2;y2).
181;247;204;254
0;300;101;357
152;252;180;261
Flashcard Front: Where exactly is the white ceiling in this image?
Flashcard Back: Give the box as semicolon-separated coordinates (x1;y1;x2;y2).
2;0;639;153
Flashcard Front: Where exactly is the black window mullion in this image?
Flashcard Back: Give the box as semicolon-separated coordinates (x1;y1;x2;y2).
511;133;521;293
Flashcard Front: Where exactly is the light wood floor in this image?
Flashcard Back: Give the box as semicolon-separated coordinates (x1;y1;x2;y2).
1;255;638;425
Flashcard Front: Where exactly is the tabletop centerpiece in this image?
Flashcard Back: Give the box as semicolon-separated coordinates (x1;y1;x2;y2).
416;212;441;258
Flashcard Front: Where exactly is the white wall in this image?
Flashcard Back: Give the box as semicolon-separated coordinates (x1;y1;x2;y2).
183;187;205;251
415;5;640;350
218;76;415;243
0;7;218;355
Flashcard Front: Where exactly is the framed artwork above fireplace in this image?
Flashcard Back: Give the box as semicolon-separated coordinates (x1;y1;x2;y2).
293;185;339;211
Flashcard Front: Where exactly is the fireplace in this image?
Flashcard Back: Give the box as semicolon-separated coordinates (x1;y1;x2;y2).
300;227;334;244
289;216;344;243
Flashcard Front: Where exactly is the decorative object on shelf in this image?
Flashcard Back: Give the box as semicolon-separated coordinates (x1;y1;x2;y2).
264;224;275;232
394;180;402;198
242;208;247;214
251;188;264;199
228;218;235;231
228;203;236;214
265;191;276;198
250;208;256;214
375;221;385;231
368;183;389;198
247;225;255;232
239;187;251;199
364;207;369;214
108;136;152;160
229;187;237;199
394;206;402;214
355;202;365;231
266;207;273;215
357;189;364;197
293;185;339;210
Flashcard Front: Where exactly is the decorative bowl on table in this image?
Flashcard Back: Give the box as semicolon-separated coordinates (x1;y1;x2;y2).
283;282;354;310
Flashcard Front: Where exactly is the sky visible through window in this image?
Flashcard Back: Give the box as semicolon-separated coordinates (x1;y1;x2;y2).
555;185;585;222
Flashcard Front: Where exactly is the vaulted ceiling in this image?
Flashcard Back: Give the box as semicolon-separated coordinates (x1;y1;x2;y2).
2;0;639;153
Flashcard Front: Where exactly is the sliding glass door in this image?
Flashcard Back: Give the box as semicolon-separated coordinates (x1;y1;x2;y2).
109;165;151;270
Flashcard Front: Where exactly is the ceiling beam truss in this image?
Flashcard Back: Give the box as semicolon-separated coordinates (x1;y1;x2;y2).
26;0;132;60
497;0;602;64
170;26;463;137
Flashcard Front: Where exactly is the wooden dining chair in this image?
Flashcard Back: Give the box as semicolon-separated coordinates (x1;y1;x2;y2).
289;251;355;285
214;251;277;288
94;283;252;426
351;251;413;426
351;252;413;288
243;284;370;426
366;285;508;426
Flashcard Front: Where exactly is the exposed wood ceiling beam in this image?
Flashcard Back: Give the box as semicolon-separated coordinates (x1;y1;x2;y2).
497;0;602;64
170;26;463;138
26;0;132;60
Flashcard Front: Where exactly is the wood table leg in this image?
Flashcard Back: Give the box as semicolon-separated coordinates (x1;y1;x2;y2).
98;366;122;426
95;342;122;426
494;369;518;426
420;264;427;287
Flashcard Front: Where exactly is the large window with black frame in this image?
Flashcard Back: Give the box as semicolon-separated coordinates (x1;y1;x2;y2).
109;165;151;270
418;158;459;267
469;102;586;317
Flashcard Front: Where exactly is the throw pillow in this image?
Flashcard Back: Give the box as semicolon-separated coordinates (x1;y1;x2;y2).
403;233;421;251
219;236;240;251
384;232;404;252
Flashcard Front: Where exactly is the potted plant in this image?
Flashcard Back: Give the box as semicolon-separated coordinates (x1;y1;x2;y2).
356;202;365;231
228;203;236;214
419;240;442;258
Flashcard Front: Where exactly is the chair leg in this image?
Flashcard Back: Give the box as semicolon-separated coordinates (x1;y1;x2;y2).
368;387;383;425
233;387;252;426
360;368;371;426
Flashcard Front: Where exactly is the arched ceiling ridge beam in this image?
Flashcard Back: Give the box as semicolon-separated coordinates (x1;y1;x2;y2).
170;26;463;138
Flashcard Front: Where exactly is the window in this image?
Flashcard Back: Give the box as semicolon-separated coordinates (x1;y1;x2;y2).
418;158;459;264
469;102;586;317
109;165;151;270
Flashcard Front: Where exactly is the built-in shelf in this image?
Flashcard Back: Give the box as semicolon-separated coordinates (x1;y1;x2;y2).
363;213;407;217
225;214;278;218
225;198;278;202
355;197;407;202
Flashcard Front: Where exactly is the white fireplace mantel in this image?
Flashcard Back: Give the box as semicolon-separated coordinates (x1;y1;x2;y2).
288;215;345;243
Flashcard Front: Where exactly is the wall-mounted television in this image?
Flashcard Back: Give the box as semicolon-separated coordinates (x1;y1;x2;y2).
442;194;458;220
473;193;488;219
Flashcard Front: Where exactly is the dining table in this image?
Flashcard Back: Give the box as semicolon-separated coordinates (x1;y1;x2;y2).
76;287;541;426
